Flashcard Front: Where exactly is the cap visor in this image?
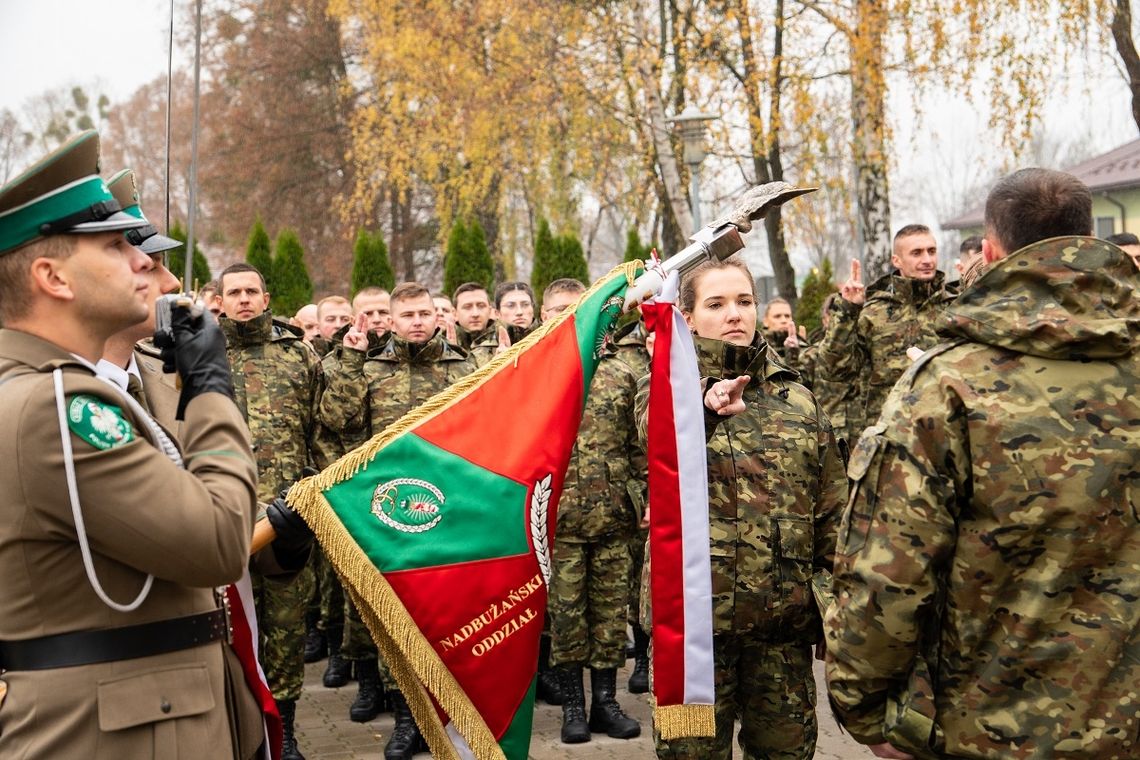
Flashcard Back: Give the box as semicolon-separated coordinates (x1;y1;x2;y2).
68;210;151;234
139;233;183;254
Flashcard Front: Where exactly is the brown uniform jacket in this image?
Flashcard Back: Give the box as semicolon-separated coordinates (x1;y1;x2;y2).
0;329;258;759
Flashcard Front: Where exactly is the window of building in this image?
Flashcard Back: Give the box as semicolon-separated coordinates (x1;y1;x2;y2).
1096;216;1117;238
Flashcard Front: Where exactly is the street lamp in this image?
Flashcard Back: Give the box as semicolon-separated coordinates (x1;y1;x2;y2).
669;106;719;228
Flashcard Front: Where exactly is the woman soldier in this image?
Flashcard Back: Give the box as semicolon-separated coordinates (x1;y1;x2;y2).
638;257;847;759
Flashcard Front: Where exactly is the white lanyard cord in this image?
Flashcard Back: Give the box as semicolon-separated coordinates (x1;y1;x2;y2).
53;368;154;612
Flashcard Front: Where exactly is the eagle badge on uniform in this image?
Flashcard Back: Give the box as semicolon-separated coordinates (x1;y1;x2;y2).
67;394;135;450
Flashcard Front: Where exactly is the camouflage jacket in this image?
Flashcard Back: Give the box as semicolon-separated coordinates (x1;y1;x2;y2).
457;320;497;353
762;328;813;388
312;323;390;468
468;321;535;368
610;320;649;378
558;354;645;541
637;335;846;639
825;237;1140;758
319;329;474;438
219;311;323;503
815;271;956;436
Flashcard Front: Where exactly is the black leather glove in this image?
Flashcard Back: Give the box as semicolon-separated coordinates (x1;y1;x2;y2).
160;306;235;420
266;497;314;571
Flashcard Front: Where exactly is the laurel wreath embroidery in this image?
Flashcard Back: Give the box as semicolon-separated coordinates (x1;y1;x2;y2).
371;477;444;534
530;474;552;586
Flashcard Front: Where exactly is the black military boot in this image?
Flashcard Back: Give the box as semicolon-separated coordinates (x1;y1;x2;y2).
276;698;306;760
588;667;641;738
322;625;351;688
627;625;650;694
349;658;383;722
535;634;563;705
303;610;327;663
385;690;427;760
556;665;590;744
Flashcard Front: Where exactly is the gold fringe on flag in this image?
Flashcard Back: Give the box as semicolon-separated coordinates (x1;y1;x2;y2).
286;260;644;760
655;702;717;740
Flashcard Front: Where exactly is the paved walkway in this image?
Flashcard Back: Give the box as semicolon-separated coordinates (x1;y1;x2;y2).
295;658;877;759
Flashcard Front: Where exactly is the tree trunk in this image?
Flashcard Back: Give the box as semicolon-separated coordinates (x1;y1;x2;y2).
851;0;892;280
474;173;506;282
1111;0;1140;134
733;0;797;306
638;57;695;241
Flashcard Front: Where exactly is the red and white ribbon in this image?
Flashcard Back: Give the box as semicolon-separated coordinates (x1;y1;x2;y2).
642;272;715;737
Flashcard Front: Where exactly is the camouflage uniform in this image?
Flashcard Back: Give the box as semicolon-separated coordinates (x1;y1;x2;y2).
762;328;813;389
308;325;390;636
319;329;474;665
549;354;644;669
814;271;955;438
825;237;1140;760
468;322;535;368
637;335;847;760
457;319;497;353
609;321;650;638
221;310;324;702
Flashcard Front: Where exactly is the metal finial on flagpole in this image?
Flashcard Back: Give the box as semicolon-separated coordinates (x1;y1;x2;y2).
622;182;818;311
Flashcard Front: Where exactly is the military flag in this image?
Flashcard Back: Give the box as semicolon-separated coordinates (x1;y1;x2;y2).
289;263;641;760
640;274;716;738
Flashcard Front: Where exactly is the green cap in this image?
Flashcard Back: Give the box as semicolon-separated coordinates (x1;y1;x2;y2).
106;168;182;255
0;130;149;256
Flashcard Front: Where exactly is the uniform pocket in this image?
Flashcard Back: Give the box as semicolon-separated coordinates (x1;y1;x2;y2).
774;515;814;611
97;663;215;731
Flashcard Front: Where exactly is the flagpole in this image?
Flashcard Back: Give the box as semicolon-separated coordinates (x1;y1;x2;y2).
185;0;203;291
164;0;174;234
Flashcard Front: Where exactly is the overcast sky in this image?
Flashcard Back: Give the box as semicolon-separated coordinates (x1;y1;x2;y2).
0;0;173;113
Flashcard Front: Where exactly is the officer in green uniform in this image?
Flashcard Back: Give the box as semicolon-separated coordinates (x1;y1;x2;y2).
541;279;642;744
0;132;258;759
814;225;956;437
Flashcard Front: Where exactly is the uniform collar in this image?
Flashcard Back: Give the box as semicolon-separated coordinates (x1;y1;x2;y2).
0;328;96;373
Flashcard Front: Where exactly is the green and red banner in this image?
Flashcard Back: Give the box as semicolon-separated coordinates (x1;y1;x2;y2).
289;263;639;760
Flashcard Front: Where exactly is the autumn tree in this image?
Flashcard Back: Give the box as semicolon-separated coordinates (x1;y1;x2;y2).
200;0;356;294
272;229;313;316
351;229;395;295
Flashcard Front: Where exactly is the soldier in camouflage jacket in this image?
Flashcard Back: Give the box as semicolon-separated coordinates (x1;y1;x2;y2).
318;283;473;748
637;259;847;760
826;170;1140;759
217;263;325;760
815;227;956;437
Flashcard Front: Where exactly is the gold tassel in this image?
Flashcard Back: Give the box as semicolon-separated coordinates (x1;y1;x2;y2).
654;703;717;740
